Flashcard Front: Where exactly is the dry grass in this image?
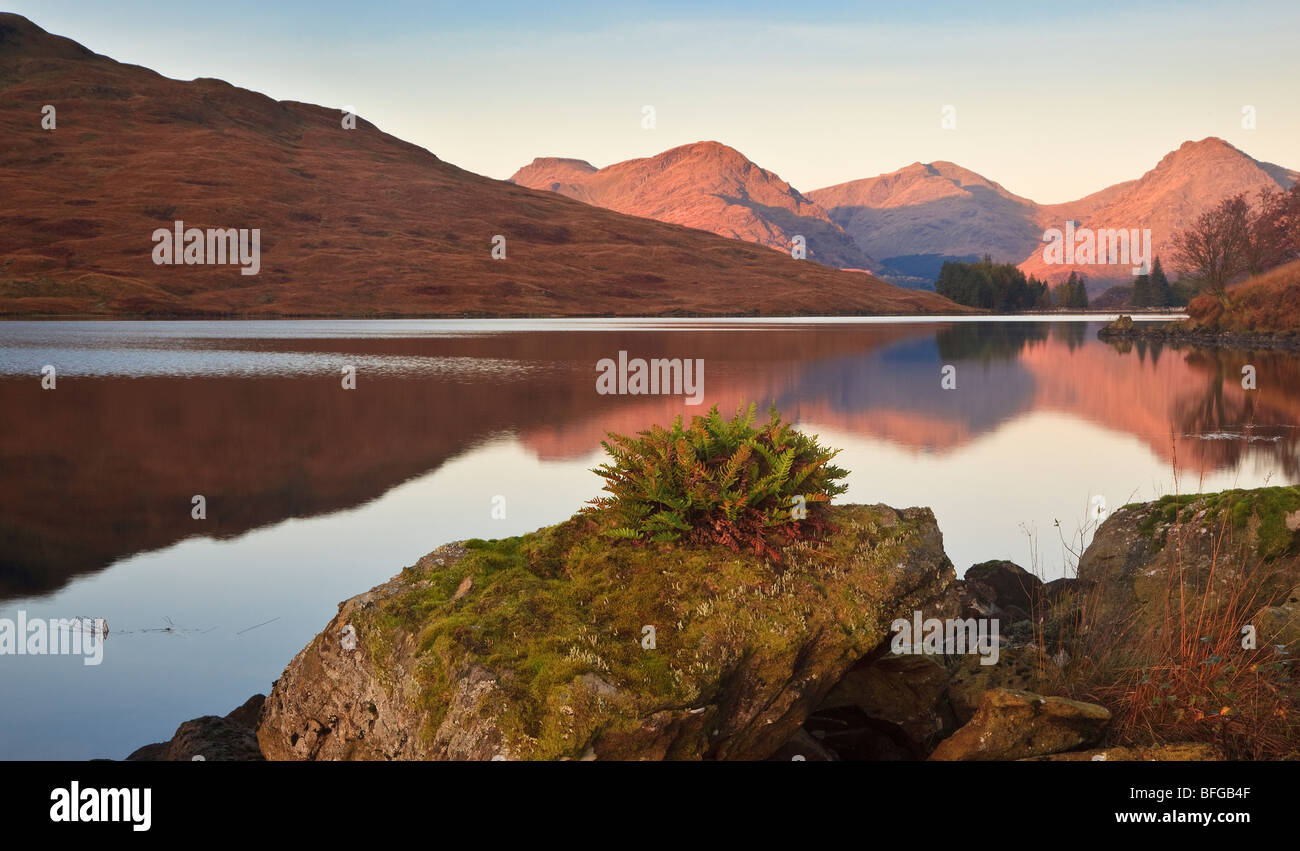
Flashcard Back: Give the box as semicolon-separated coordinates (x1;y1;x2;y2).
1027;470;1299;759
1187;257;1300;335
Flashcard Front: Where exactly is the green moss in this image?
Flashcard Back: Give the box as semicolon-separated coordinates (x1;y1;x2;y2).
355;504;931;759
1133;487;1300;560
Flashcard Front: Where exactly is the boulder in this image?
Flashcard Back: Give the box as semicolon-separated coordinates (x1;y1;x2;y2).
258;504;957;760
963;559;1041;622
1078;487;1300;635
946;644;1051;725
126;694;265;761
929;687;1110;761
1254;583;1300;655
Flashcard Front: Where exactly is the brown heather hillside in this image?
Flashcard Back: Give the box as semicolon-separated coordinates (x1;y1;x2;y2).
510;142;880;271
0;14;958;318
1184;258;1300;336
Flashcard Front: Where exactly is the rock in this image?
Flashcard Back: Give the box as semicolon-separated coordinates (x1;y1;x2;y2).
1024;743;1224;761
946;645;1051;725
954;576;998;619
127;694;265;761
929;688;1110;761
1078;487;1300;635
964;560;1041;621
1254;583;1300;655
258;504;957;760
224;693;265;729
815;650;956;751
1042;577;1079;605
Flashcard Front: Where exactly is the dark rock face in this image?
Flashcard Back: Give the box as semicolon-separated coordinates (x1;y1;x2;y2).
963;560;1042;622
126;694;265;761
814;651;956;754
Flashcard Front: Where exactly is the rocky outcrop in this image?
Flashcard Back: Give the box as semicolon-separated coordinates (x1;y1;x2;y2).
258;504;956;761
1099;312;1300;351
1078;487;1300;636
242;486;1300;762
126;695;265;761
946;645;1053;725
789;557;1067;755
928;688;1110;761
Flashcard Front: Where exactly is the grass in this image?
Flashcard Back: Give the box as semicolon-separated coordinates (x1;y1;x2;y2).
1185;258;1300;335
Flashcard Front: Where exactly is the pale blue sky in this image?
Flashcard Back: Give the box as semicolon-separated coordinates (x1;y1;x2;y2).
10;0;1299;202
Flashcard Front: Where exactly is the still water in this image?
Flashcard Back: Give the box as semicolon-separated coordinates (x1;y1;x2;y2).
1;318;1296;759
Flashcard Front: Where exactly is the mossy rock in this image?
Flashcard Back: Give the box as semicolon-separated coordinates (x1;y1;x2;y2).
258;503;956;760
1082;486;1300;635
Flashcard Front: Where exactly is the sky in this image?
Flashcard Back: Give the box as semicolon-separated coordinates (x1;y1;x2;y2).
9;0;1299;203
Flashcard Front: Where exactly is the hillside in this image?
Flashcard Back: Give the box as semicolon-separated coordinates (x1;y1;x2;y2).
1183;258;1300;336
0;14;956;317
509;142;879;270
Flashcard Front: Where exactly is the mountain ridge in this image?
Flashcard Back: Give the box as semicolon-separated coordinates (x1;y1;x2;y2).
516;136;1297;292
510;141;882;271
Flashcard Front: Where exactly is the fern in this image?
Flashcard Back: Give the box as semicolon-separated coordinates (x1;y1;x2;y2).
583;403;849;563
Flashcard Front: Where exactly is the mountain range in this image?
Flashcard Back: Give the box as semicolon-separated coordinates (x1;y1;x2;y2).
0;14;954;317
514;140;1299;293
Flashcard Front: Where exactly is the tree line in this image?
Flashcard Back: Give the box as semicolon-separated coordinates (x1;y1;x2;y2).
935;256;1088;311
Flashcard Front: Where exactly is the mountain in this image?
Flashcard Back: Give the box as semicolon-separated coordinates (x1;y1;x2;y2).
0;14;956;317
510;142;880;270
811;139;1298;293
807;162;1042;281
1022;138;1300;290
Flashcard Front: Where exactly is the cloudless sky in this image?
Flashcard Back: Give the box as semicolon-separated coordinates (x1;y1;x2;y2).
9;0;1299;202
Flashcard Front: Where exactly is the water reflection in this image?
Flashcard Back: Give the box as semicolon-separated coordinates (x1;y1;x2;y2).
2;320;1297;601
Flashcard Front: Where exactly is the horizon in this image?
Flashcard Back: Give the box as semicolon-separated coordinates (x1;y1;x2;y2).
6;0;1298;203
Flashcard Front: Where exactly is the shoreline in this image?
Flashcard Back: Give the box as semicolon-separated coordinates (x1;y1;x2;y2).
1098;315;1300;351
0;311;1185;324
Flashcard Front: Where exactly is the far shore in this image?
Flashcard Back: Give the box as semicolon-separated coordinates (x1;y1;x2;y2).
0;312;1189;324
